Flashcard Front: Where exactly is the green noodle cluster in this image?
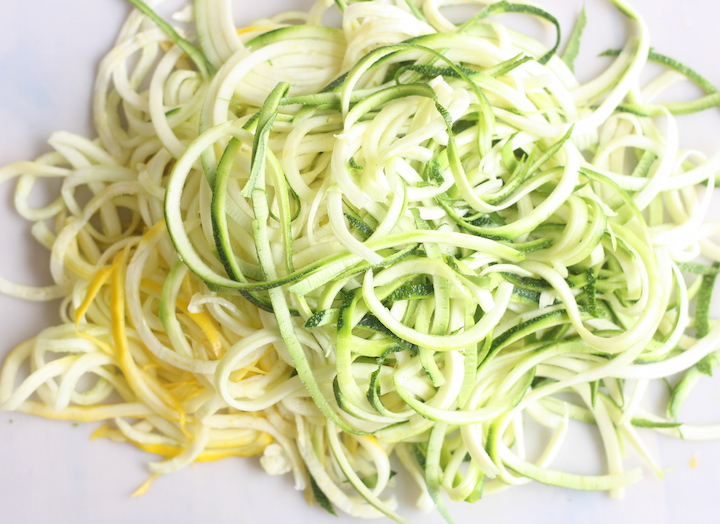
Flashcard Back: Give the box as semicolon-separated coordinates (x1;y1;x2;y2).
2;0;720;521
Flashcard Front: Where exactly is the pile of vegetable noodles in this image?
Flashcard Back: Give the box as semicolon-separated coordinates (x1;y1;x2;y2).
3;0;720;520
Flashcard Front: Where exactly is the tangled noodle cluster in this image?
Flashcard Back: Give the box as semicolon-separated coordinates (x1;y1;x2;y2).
2;0;720;520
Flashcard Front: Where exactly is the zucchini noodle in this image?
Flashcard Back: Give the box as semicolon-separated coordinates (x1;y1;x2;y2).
2;0;720;521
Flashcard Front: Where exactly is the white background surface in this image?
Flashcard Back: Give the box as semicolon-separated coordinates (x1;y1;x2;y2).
2;1;720;523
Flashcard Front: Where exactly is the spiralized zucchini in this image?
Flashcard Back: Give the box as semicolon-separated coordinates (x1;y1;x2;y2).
2;0;720;521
